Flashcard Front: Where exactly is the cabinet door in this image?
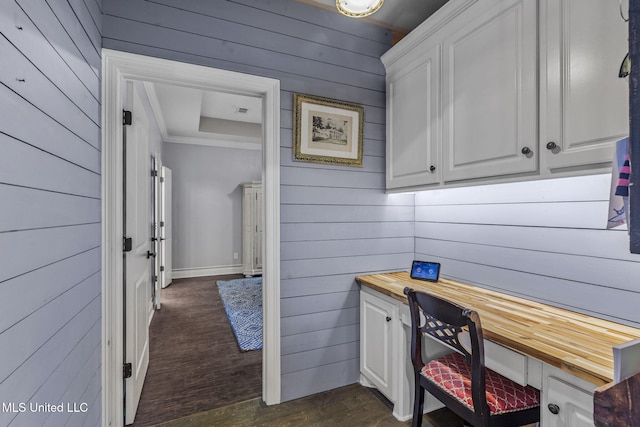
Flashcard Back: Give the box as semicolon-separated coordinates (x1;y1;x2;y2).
545;376;595;427
386;45;440;189
360;290;395;400
442;0;538;182
541;0;628;172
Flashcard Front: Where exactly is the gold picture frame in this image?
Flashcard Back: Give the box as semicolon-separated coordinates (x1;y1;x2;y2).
293;93;364;167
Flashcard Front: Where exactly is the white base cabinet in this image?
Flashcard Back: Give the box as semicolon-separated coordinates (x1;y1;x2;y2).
241;181;262;277
360;286;599;425
360;287;397;400
543;365;597;427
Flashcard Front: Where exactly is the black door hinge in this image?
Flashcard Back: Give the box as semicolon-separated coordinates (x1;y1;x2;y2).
123;237;133;252
151;170;158;177
123;110;132;126
123;362;132;379
160;266;165;272
152;275;158;283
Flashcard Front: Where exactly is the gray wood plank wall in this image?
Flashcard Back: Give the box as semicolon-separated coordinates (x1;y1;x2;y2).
0;0;102;425
102;0;414;402
415;174;640;328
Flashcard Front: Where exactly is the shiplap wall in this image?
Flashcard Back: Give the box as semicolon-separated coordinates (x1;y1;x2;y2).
415;173;640;328
0;0;102;426
103;0;414;401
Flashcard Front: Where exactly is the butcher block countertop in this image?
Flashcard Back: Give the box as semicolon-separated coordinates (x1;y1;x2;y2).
355;271;640;387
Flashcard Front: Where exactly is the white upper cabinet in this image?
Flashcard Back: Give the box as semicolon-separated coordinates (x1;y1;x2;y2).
441;0;538;182
540;0;629;174
383;0;629;192
386;44;441;189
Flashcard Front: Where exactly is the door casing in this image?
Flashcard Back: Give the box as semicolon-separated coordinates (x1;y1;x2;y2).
101;49;281;427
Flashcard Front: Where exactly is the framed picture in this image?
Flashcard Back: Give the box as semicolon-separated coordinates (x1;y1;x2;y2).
293;93;364;167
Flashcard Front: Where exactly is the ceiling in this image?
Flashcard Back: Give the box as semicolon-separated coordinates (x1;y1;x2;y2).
299;0;448;35
144;82;263;150
146;2;447;150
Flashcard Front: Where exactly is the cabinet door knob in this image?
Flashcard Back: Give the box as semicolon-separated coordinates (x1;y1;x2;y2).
429;165;436;172
546;141;557;150
386;316;391;322
521;146;532;155
547;403;560;415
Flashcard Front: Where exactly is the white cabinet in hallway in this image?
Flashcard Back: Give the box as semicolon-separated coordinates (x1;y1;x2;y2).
241;181;262;277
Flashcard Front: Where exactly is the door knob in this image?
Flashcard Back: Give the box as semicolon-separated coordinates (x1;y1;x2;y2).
429;165;436;172
386;316;391;322
547;403;560;415
521;147;531;155
546;141;557;150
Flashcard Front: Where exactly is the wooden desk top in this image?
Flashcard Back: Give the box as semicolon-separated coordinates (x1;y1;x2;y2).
356;271;640;386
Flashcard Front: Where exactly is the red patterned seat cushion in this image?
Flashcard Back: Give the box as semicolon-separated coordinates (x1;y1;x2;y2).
421;352;540;415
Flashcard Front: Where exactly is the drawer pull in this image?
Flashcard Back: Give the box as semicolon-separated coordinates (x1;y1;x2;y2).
386;316;391;322
429;165;436;172
546;141;558;150
548;403;560;415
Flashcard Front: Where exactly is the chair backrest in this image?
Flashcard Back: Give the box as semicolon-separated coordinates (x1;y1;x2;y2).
404;287;490;422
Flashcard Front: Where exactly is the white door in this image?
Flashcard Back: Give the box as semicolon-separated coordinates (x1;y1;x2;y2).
161;166;172;288
124;81;151;425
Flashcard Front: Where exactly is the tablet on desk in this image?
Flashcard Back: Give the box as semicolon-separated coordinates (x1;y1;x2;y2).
410;260;441;282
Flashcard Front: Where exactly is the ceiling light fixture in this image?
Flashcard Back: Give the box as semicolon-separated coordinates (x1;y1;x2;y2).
336;0;384;18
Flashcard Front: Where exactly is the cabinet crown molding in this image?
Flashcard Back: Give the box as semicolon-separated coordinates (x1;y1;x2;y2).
381;0;478;69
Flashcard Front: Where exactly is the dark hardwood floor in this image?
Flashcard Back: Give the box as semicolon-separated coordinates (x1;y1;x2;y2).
131;274;262;427
131;274;472;426
153;383;465;427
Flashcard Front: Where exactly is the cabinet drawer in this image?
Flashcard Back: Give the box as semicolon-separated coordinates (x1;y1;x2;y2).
484;340;528;386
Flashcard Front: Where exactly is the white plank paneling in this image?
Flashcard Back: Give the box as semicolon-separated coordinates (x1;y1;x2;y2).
281;307;360;337
281;186;413;206
415;237;640;293
0;34;100;146
281;324;359;355
415;201;609;229
282;205;414;224
415;222;636;261
0;248;100;333
0;272;100;383
281;342;359;375
16;0;100;99
46;0;101;75
281;291;360;318
0;223;100;284
0;133;100;198
281;253;413;280
281;237;413;261
0;184;100;232
0;83;100;172
281;221;414;242
281;359;360;402
0;0;100;122
0;296;100;427
280;275;360;298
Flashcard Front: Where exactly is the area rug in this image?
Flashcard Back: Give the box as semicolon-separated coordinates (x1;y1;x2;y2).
216;277;262;351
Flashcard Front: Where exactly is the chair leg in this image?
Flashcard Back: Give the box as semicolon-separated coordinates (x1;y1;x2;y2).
412;375;425;427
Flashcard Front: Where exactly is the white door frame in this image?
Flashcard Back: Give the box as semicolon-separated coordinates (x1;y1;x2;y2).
101;49;281;427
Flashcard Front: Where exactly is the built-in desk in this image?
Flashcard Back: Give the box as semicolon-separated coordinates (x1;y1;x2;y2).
356;272;640;426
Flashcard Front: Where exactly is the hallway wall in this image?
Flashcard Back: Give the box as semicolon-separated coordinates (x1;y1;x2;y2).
0;0;103;425
102;0;414;401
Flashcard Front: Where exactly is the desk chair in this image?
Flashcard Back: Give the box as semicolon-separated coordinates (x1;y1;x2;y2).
404;287;540;427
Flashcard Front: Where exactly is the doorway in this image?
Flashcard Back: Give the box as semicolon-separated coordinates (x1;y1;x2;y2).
101;49;281;427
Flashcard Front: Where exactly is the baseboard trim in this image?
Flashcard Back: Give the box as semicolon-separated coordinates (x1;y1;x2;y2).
172;265;243;279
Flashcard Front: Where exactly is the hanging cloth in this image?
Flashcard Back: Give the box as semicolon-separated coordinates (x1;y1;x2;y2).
607;137;631;229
